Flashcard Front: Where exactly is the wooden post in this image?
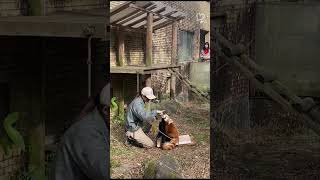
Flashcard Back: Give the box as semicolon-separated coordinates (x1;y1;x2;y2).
118;79;125;121
146;13;153;67
28;0;44;15
137;72;140;94
117;31;125;66
27;39;46;179
193;29;200;60
170;22;178;99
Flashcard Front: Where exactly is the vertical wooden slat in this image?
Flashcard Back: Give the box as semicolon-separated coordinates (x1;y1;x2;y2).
118;79;125;121
170;21;178;99
28;38;45;179
146;13;153;67
137;72;140;94
88;36;92;97
117;31;125;66
28;0;44;15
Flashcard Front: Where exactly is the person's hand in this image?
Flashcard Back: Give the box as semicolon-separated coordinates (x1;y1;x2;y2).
156;110;165;115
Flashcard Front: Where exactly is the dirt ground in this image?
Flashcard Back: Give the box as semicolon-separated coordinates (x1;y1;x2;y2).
212;126;320;179
110;100;210;179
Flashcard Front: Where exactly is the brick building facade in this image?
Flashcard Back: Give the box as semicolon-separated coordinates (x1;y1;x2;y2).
110;1;210;103
110;1;210;66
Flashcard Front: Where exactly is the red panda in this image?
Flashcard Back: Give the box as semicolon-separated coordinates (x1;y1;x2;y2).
157;113;179;150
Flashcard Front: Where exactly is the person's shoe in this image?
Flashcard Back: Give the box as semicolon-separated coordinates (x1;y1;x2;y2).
124;138;133;147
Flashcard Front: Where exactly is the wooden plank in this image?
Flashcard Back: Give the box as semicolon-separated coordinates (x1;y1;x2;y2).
29;0;44;16
153;16;184;30
116;30;125;66
117;4;157;25
125;5;165;28
171;22;178;65
113;2;154;24
131;7;167;28
137;72;140;94
110;25;145;34
171;21;178;100
146;13;153;67
143;65;181;71
129;4;178;22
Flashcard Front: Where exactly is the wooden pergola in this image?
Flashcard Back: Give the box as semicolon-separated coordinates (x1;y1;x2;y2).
110;1;186;99
110;1;186;67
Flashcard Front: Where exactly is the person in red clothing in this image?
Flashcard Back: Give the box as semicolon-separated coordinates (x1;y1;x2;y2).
200;42;210;62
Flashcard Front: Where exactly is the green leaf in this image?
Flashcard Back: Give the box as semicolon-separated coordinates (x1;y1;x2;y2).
3;112;25;151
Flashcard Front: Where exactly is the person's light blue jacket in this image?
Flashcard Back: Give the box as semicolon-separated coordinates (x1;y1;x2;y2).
126;96;157;132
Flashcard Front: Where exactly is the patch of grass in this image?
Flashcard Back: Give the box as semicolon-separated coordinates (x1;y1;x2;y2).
111;159;121;168
192;133;209;143
110;145;132;157
111;114;125;126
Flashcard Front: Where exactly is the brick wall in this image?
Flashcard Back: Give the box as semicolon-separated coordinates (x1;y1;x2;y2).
0;147;24;178
153;1;210;63
110;32;145;67
152;27;172;64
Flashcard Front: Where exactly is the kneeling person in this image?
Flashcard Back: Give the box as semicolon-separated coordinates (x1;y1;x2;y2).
125;87;163;148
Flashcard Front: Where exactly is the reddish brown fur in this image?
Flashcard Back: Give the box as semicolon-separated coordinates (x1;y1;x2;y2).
162;120;179;150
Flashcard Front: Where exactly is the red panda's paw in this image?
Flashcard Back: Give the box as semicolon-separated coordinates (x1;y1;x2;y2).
162;142;176;150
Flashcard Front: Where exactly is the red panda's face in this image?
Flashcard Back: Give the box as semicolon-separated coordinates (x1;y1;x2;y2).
162;114;173;125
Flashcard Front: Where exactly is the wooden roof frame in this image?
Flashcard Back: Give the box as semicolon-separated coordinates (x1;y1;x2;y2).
110;1;186;32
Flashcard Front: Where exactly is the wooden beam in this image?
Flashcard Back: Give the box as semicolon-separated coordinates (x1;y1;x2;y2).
171;22;178;65
146;13;153;67
116;30;125;67
125;6;165;28
126;15;155;28
153;16;184;31
170;21;178;100
28;0;44;15
113;2;154;24
129;4;178;22
110;1;135;16
137;72;140;94
111;24;145;34
143;65;181;71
